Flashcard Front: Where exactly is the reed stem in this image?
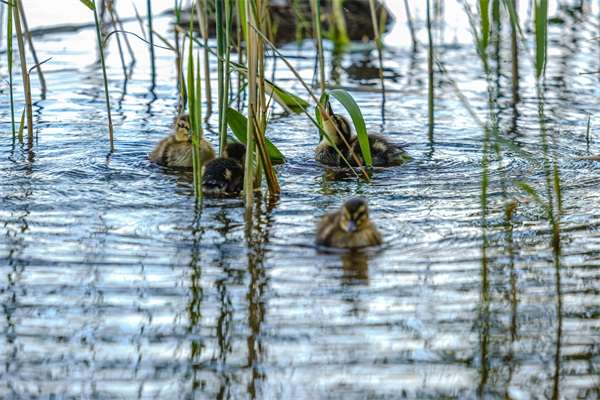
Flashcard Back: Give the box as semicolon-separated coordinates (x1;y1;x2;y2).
403;0;418;51
16;0;46;96
6;0;15;138
368;0;386;102
13;1;33;143
147;0;156;82
426;0;434;140
309;0;325;93
244;0;257;207
92;0;114;150
198;0;212;118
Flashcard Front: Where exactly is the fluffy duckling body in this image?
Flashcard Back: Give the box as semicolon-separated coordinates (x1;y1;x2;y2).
149;114;215;168
315;104;409;167
316;198;382;249
202;142;246;197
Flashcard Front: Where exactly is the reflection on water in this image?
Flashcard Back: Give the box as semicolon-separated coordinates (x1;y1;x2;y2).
1;2;600;399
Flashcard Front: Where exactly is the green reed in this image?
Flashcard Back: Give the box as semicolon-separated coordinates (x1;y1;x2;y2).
216;0;233;156
12;0;32;143
147;0;156;82
309;0;325;93
534;0;548;79
426;0;434;140
186;5;204;202
368;0;385;99
331;0;349;46
197;0;212;117
403;0;417;51
16;0;45;96
81;0;114;150
6;0;15;138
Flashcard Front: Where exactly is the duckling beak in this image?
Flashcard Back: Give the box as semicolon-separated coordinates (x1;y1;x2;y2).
346;220;357;233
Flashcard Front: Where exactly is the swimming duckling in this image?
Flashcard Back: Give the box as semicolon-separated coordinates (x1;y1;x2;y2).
149;114;216;168
316;102;410;167
202;142;246;197
316;198;382;249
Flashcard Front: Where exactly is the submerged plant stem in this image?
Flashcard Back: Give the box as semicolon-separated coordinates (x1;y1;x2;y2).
427;0;434;140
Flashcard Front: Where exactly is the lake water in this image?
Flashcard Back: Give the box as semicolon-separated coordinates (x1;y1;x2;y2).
1;1;600;398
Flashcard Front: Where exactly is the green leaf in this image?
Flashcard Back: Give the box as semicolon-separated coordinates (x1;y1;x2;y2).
79;0;95;11
479;0;490;51
267;82;310;114
328;89;372;167
534;0;548;79
226;108;285;164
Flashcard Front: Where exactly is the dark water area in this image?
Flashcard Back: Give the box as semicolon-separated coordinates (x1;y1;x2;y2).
1;3;600;399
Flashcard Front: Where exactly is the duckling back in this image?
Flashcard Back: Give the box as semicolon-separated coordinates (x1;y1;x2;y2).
350;134;410;167
202;158;244;197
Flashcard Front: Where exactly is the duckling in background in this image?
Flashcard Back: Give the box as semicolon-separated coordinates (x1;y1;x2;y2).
316;198;382;249
202;142;246;197
316;102;410;167
149;114;216;168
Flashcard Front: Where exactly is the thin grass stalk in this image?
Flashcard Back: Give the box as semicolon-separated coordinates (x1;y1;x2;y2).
586;114;591;154
7;0;15;138
244;0;257;207
511;0;519;104
186;8;203;202
16;0;46;96
13;1;32;143
403;0;417;51
368;0;385;102
426;0;434;140
235;0;245;110
92;0;114;150
197;0;212;118
216;0;225;148
147;0;156;82
534;0;548;79
173;0;186;114
309;0;325;93
253;1;279;195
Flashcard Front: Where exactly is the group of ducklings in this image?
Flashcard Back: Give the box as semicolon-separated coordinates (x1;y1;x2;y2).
150;104;409;249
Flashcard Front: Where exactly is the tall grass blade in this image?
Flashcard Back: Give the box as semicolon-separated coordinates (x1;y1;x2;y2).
186;8;203;203
427;0;434;140
368;0;385;100
331;0;349;46
534;0;548;79
7;0;15;137
147;0;156;82
480;0;490;50
309;0;325;93
16;0;46;96
197;0;212;118
90;0;114;150
13;0;33;143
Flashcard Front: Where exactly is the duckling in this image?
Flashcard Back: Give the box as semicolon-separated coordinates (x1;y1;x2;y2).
202;142;246;197
315;102;410;167
315;103;354;166
149;114;216;168
316;198;382;249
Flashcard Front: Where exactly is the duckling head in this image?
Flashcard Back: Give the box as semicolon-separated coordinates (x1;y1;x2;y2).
174;114;191;142
339;198;370;233
223;142;246;165
319;102;352;146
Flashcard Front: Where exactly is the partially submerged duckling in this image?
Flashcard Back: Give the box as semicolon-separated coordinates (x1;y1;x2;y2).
202;142;246;197
149;114;216;168
315;102;409;167
316;198;382;249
